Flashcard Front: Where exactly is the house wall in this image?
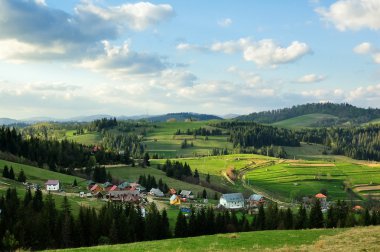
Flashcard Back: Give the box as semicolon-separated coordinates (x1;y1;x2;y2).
220;198;244;209
46;184;59;191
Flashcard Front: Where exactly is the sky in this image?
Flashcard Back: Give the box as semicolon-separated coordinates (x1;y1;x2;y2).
0;0;380;119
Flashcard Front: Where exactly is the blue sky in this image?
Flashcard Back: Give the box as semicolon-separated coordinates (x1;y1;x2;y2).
0;0;379;119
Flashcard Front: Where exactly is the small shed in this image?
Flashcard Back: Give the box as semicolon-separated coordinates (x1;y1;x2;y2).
179;190;194;199
45;180;60;191
219;193;244;209
149;188;164;197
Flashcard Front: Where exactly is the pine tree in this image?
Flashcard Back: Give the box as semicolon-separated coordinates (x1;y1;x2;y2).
32;188;44;211
161;209;171;239
174;211;188;237
193;169;200;184
23;188;33;207
9;167;15;180
17;169;26;182
296;205;308;229
206;173;211;183
2;165;9;178
309;199;324;228
255;204;266;230
285;208;293;229
73;179;78;187
363;209;371;226
202;189;207;199
143;152;150;167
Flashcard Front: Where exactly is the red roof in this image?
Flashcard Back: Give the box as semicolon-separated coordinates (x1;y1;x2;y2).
315;193;327;199
90;184;99;191
109;185;117;191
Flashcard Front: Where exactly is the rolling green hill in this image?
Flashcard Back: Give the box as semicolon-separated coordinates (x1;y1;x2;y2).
272;113;338;129
237;102;380;126
49;226;380;252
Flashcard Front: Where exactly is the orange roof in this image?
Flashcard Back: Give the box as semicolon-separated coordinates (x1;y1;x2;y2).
353;205;363;210
315;193;327;198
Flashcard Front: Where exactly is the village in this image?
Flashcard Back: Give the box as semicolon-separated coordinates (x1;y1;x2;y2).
40;178;348;216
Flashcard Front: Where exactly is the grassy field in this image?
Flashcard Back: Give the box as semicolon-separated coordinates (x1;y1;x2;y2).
245;160;380;202
65;130;102;145
143;121;233;158
50;228;348;252
271;113;338;129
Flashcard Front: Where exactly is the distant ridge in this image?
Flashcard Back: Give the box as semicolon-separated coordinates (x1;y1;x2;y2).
236;103;380;125
142;112;222;122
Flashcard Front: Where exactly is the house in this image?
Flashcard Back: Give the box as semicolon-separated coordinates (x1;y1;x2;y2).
170;194;181;205
90;184;103;194
179;190;194;199
107;190;140;203
248;194;265;207
45;180;60;191
136;185;146;192
149;188;164;197
109;185;118;191
219;193;244;209
315;193;327;208
102;182;113;189
169;188;177;195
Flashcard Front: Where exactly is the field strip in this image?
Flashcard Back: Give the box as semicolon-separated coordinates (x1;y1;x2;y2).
288;163;336;167
353;185;380;192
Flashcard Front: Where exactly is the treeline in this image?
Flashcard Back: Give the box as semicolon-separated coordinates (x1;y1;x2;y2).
0;188;170;251
175;127;223;136
213;121;299;148
236;103;380;124
89;118;118;132
2;188;379;251
102;132;145;156
138;174;169;193
0;127;123;171
296;125;380;161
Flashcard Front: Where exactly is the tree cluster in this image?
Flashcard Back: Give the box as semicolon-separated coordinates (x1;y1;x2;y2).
160;160;193;180
90;118;118;132
0;188;170;251
175;127;223;136
138;174;169;193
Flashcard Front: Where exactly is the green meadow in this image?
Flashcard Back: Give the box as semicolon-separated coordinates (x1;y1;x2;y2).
271;113;338;129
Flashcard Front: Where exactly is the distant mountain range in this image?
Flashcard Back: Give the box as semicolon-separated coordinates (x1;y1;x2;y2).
0;113;222;125
2;103;379;127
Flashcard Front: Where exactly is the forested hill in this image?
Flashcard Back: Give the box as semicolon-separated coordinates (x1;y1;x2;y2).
144;112;222;122
236;103;380;124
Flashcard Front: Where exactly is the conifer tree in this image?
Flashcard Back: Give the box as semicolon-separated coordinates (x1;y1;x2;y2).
174;211;188;237
295;205;308;229
309;199;324;228
17;169;26;183
2;165;9;178
161;209;171;239
285;207;294;229
9;167;15;180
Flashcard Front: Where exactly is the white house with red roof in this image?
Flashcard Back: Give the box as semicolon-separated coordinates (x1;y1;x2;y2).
45;180;60;191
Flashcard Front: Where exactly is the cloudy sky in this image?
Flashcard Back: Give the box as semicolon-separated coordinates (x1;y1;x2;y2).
0;0;380;119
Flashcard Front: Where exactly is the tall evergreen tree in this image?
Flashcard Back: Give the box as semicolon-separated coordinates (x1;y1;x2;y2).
2;165;9;178
17;169;26;183
295;205;308;229
9;166;15;180
309;199;324;228
174;211;188;238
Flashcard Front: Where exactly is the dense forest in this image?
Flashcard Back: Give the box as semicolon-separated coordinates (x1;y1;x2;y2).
1;188;379;251
236;103;380;124
213;121;300;148
0;127;123;171
146;112;222;122
296;125;380;161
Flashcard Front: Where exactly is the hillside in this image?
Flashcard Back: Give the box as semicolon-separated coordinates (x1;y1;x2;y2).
272;113;339;129
144;113;222;122
236;103;380;126
50;226;380;252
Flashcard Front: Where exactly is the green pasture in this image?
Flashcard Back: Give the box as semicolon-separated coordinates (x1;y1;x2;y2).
51;228;343;252
245;161;380;201
271;113;338;129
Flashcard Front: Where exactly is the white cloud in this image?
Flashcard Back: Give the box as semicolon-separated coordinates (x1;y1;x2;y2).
347;83;380;101
316;0;380;31
354;42;380;64
218;18;232;27
353;42;373;54
243;40;311;67
296;74;326;83
78;41;167;76
178;38;311;67
0;0;174;61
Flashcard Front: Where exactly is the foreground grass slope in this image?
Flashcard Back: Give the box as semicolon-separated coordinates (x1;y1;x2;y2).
52;226;380;252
